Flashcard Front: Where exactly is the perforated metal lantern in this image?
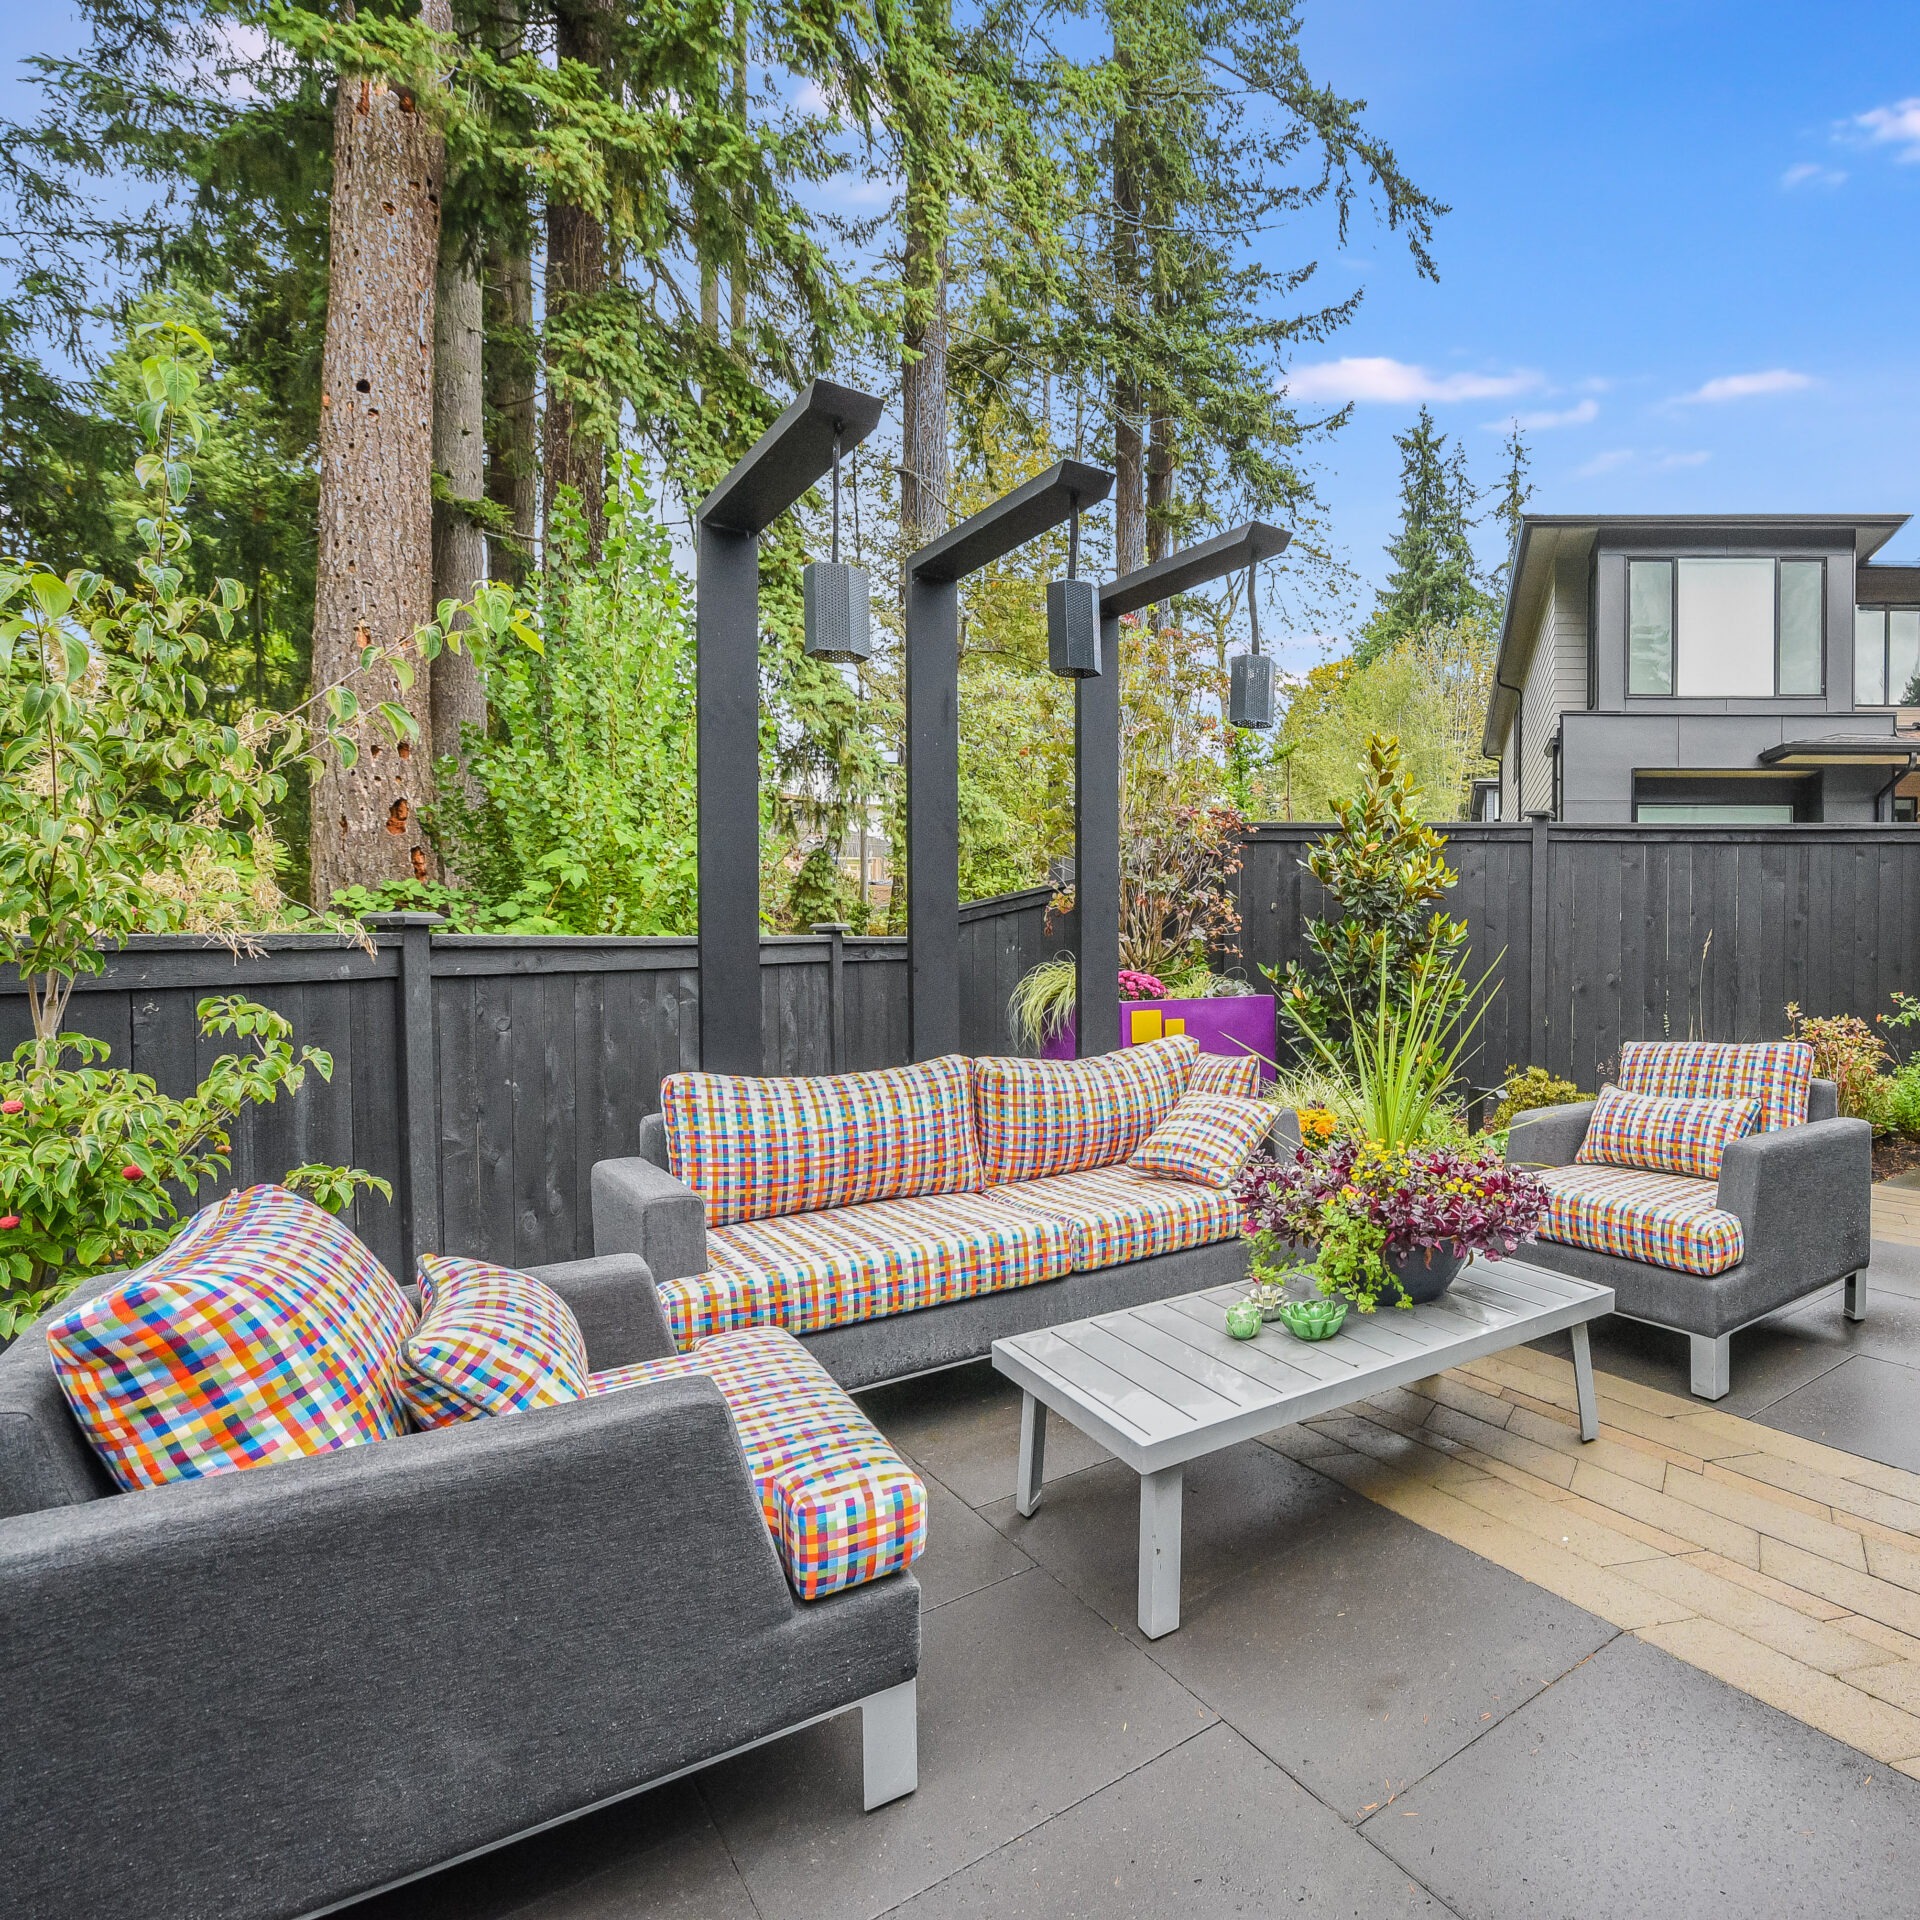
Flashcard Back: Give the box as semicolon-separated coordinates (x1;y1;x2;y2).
1229;651;1276;729
1047;576;1100;677
803;559;872;663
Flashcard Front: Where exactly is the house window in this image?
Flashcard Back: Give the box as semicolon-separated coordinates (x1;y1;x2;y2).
1855;607;1920;706
1626;557;1825;698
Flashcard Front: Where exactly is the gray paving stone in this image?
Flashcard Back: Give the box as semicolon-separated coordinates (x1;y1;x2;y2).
1365;1632;1920;1919
701;1567;1217;1920
981;1434;1351;1633
915;1468;1033;1611
1117;1480;1618;1821
857;1360;1111;1510
1781;1271;1920;1367
889;1721;1452;1918
1757;1352;1920;1474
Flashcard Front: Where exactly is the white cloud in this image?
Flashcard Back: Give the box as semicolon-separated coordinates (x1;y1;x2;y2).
1656;450;1712;470
1492;398;1599;432
793;78;833;117
1282;356;1541;405
1573;447;1710;479
1674;368;1816;404
1857;97;1920;161
1576;449;1635;477
1781;161;1847;189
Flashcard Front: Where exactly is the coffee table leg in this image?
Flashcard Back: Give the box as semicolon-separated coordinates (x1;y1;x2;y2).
1137;1465;1184;1639
1016;1393;1047;1517
1571;1322;1599;1441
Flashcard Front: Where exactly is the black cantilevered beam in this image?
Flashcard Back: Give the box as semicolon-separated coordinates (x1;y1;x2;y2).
1078;522;1292;1060
904;460;1114;1060
696;380;885;1075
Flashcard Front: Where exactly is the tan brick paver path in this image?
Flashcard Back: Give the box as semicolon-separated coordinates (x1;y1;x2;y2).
1271;1336;1920;1776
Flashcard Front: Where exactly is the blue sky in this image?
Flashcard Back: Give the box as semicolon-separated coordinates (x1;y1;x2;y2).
4;0;1915;665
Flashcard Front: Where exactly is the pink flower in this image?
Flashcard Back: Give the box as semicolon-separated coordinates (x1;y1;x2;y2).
1118;969;1167;1001
122;1165;144;1181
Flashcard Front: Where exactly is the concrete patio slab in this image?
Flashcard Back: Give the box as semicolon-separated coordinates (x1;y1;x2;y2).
1365;1632;1920;1920
1760;1354;1920;1476
889;1721;1453;1918
913;1469;1033;1611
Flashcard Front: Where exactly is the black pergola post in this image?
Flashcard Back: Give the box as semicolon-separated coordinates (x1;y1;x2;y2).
694;379;884;1074
904;460;1113;1060
1080;523;1293;1059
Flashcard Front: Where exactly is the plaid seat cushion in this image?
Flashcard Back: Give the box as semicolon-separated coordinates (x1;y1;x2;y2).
1576;1085;1759;1181
657;1190;1074;1347
46;1184;414;1491
1128;1093;1274;1188
1189;1053;1264;1099
991;1165;1239;1270
1537;1164;1745;1276
661;1055;982;1227
399;1255;590;1428
973;1036;1198;1186
591;1326;925;1599
1617;1040;1813;1134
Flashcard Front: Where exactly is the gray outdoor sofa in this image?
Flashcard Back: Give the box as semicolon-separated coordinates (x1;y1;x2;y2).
0;1249;920;1920
1508;1076;1872;1399
592;1113;1252;1390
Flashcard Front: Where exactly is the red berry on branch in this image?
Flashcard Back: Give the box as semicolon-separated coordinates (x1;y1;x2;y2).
0;1216;18;1231
122;1165;144;1180
0;1100;22;1115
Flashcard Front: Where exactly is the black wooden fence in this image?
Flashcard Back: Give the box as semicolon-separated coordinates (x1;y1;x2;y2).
0;887;1070;1276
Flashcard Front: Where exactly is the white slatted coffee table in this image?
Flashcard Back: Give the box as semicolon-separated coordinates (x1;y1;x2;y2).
992;1260;1614;1638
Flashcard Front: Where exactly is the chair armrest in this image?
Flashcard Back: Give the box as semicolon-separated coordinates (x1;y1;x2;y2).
0;1380;811;1918
1506;1100;1597;1169
525;1251;677;1369
591;1156;709;1282
1717;1117;1872;1273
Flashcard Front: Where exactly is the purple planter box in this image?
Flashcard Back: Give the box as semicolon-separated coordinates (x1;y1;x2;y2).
1041;994;1278;1085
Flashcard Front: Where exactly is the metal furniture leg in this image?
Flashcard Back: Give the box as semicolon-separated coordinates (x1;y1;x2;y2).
1016;1392;1047;1517
1690;1332;1731;1401
861;1679;918;1810
1846;1270;1867;1323
1570;1321;1599;1441
1137;1464;1184;1639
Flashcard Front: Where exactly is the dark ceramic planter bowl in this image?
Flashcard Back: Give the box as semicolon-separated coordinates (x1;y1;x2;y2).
1385;1242;1467;1304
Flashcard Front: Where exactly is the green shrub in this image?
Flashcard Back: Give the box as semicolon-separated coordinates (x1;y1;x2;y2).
1488;1065;1587;1133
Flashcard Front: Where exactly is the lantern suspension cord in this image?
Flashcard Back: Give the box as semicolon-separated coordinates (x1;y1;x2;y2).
1247;558;1261;657
830;427;843;565
1067;494;1080;579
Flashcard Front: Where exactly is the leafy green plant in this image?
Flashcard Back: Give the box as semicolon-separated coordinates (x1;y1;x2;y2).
1786;1003;1888;1121
1488;1065;1588;1133
1008;954;1079;1050
0;999;390;1336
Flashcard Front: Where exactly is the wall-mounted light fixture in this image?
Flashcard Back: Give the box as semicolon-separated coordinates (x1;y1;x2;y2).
803;430;871;663
1046;495;1100;678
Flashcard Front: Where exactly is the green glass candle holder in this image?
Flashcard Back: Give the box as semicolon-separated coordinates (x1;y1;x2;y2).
1273;1295;1348;1342
1224;1298;1263;1341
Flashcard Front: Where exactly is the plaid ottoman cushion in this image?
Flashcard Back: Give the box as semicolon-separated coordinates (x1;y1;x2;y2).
399;1255;590;1427
1128;1092;1274;1188
591;1326;926;1598
990;1165;1239;1270
1537;1164;1745;1275
972;1036;1197;1186
46;1184;414;1491
1576;1085;1759;1181
661;1054;981;1226
1617;1040;1813;1134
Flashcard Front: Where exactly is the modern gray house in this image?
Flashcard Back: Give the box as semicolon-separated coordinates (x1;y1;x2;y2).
1481;514;1920;822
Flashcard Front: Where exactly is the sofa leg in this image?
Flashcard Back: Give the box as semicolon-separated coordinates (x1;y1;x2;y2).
1690;1333;1731;1401
861;1678;918;1810
1846;1271;1867;1324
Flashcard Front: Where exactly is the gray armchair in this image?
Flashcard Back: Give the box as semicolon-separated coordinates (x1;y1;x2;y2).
0;1250;920;1920
1508;1077;1871;1398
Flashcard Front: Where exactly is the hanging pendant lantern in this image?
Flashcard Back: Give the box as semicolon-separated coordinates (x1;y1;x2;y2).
1228;556;1275;728
804;430;872;663
1047;495;1101;677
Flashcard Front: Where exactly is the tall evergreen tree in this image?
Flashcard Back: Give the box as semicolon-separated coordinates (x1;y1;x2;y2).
1493;422;1532;589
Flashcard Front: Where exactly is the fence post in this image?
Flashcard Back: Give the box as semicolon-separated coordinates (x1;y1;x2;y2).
812;922;850;1072
1528;819;1551;1071
367;911;444;1273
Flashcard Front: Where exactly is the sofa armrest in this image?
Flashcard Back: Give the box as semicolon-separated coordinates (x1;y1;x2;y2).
1717;1116;1872;1275
1506;1099;1597;1169
0;1379;913;1919
525;1251;677;1369
591;1156;709;1282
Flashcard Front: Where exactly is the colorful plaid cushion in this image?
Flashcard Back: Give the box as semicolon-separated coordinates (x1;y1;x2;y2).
1576;1085;1759;1182
1617;1040;1813;1134
591;1326;925;1599
1189;1053;1265;1099
972;1036;1197;1186
399;1256;590;1428
1537;1164;1745;1275
1128;1093;1274;1188
45;1185;414;1491
661;1055;982;1227
991;1165;1239;1270
658;1189;1075;1347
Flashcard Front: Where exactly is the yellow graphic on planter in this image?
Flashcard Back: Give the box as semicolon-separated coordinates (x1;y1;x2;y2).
1128;1008;1164;1044
1164;1018;1186;1036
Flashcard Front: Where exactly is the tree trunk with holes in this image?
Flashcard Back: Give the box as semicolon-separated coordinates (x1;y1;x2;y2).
542;0;613;560
482;0;536;590
308;2;446;905
431;230;488;796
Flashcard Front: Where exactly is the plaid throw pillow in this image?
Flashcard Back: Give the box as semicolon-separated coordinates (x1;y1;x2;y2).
972;1036;1197;1186
400;1255;590;1427
1189;1053;1264;1099
1127;1093;1274;1188
661;1054;982;1227
1576;1085;1760;1181
1617;1040;1812;1134
46;1184;414;1492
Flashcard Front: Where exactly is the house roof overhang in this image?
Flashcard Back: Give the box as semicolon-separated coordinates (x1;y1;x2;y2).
1759;736;1920;769
1480;513;1913;760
